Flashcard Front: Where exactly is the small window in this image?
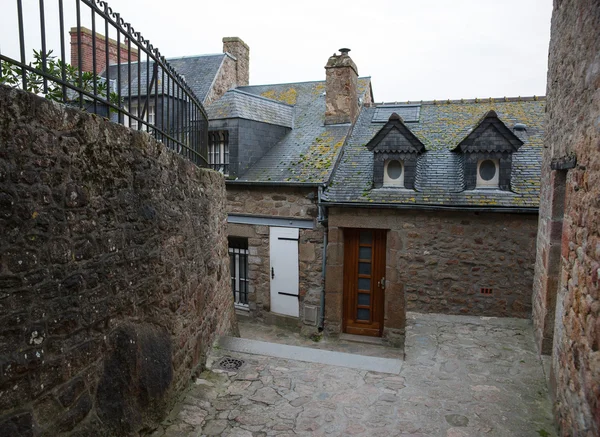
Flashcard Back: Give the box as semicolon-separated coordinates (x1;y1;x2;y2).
476;159;499;188
383;159;404;187
228;237;248;308
125;101;155;132
208;131;229;175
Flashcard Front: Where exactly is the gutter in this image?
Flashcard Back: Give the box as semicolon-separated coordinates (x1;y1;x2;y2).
322;201;539;214
226;180;325;188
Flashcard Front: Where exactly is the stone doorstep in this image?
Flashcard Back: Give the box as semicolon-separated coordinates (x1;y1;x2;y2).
234;307;251;318
262;312;301;331
339;333;387;346
218;336;402;375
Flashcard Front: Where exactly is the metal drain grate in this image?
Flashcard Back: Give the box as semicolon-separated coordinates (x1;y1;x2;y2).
217;357;245;371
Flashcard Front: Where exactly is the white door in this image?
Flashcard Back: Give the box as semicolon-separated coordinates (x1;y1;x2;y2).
270;227;299;317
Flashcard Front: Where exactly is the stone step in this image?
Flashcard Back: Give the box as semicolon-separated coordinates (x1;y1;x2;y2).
339;333;387;345
218;336;402;375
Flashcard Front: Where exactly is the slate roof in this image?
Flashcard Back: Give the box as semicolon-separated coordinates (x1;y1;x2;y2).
102;53;227;104
323;97;545;208
206;89;293;128
230;78;372;183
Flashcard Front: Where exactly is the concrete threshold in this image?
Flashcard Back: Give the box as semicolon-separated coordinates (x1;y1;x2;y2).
219;336;402;375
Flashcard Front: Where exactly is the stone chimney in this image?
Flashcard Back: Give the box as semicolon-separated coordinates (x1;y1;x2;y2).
222;37;249;87
325;48;359;125
70;27;138;74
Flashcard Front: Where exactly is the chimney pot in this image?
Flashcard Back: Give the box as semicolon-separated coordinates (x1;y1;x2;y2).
339;48;350;56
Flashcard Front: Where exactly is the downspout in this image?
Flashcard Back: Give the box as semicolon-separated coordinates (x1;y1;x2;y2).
317;185;327;331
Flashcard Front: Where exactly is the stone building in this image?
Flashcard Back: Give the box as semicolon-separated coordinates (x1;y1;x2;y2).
322;98;544;343
201;48;545;344
531;0;599;435
70;27;249;129
206;58;374;332
76;30;544;341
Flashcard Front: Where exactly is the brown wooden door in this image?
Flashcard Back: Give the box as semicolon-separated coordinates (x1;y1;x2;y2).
342;229;386;337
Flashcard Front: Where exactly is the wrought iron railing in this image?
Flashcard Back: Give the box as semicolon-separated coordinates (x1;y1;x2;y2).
0;0;208;166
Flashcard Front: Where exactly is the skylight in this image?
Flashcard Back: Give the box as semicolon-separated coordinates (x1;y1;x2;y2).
372;105;421;123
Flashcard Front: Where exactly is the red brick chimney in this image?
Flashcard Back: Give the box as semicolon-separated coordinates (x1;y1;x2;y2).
222;37;249;87
325;48;359;125
70;26;138;74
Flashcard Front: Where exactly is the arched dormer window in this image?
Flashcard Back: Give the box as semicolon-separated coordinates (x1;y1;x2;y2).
476;159;499;188
384;159;404;187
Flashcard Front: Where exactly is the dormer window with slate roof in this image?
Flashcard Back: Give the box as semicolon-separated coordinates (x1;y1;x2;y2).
366;113;425;189
208;130;230;175
454;110;524;191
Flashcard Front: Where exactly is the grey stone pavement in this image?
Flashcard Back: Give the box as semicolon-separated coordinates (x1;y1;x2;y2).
150;313;556;437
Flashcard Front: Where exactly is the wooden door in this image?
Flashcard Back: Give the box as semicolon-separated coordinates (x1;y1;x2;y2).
343;229;386;336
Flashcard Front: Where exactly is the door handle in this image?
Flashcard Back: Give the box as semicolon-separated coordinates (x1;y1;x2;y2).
271;267;275;279
378;277;386;290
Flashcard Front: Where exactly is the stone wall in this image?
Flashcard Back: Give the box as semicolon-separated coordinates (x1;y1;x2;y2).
203;55;237;106
326;208;538;342
226;186;323;333
0;86;237;436
532;0;600;435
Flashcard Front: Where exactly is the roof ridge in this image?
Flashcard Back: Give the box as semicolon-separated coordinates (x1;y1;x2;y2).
106;52;225;68
166;53;226;60
374;96;546;106
238;76;371;90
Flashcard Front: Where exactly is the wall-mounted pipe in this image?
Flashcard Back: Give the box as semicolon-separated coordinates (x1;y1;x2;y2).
318;185;327;331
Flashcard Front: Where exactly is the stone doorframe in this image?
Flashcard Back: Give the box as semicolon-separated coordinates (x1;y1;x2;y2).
324;208;405;346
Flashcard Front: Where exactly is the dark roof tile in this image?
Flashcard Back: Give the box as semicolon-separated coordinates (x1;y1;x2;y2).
324;98;545;208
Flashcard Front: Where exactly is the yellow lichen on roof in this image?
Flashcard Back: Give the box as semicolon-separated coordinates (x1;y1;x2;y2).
261;87;298;105
286;131;344;181
408;100;546;151
312;83;325;95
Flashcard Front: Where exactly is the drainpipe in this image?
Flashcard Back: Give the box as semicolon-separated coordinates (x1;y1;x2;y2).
317;185;327;331
319;229;328;331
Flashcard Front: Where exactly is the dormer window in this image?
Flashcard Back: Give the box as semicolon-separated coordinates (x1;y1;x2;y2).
384;159;404;187
476;159;499;188
208;130;229;175
366;113;425;190
454;110;524;191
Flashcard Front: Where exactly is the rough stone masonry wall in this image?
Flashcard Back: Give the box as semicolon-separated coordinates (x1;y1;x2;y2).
203;56;237;106
326;208;537;343
226;186;323;333
532;0;600;435
0;86;237;436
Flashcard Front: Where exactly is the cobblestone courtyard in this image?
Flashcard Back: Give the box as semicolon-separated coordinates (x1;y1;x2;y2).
151;313;556;437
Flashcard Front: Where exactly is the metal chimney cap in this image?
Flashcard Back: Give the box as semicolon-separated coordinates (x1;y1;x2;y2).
339;48;351;55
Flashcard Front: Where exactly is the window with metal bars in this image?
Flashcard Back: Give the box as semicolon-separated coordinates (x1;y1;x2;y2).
208;130;229;175
229;237;248;307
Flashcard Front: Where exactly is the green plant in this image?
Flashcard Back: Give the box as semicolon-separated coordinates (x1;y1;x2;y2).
1;49;121;110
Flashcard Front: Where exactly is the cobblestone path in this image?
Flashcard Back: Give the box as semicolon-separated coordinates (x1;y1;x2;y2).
150;313;556;437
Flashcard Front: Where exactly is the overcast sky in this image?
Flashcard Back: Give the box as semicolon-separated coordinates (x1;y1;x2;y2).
1;0;552;102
